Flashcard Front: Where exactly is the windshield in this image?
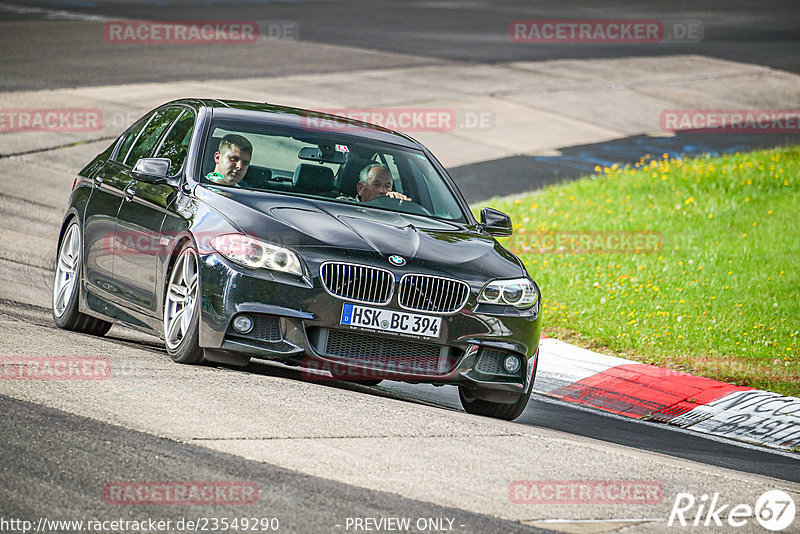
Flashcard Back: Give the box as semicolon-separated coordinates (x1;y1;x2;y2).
201;120;466;221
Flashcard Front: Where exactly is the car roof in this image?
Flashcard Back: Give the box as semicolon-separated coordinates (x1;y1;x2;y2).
169;98;423;149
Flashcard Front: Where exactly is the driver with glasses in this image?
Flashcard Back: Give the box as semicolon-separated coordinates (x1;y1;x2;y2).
356;163;412;203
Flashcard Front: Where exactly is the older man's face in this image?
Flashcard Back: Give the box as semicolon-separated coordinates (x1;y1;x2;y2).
357;167;393;202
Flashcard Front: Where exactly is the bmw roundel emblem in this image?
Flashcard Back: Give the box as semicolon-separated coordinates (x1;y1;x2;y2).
388;255;406;266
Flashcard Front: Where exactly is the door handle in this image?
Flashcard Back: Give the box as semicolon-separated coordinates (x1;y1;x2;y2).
94;176;104;185
124;184;136;201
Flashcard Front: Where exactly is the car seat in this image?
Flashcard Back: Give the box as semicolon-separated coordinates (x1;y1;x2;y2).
292;163;335;195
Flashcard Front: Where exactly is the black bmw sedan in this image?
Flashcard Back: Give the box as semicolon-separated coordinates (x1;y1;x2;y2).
53;99;542;420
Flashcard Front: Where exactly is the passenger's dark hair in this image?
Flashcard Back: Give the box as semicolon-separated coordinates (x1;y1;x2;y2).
218;134;253;155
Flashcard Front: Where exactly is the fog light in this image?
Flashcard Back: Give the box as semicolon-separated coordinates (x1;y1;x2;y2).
233;315;254;334
503;355;521;374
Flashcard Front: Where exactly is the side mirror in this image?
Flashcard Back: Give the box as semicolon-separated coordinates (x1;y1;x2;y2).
132;158;171;182
480;207;513;237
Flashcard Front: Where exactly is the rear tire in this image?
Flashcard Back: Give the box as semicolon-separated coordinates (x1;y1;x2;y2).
52;220;112;336
458;385;532;421
163;241;204;364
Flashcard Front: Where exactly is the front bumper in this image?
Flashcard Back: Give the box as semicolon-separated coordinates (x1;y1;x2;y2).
197;252;542;401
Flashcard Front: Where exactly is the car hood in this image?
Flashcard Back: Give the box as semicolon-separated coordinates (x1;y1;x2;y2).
196;187;524;278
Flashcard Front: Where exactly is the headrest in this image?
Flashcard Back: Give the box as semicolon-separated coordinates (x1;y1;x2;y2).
337;157;373;197
293;163;334;193
239;166;272;189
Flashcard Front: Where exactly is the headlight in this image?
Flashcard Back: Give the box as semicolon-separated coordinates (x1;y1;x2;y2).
210;234;304;277
478;278;538;309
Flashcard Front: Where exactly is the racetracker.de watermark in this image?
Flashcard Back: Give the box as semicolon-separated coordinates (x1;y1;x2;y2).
103;231;304;256
506;230;663;255
509;480;664;504
0;357;111;380
0;108;102;132
301;108;495;133
509;19;703;43
104;20;298;44
106;230;664;258
660;109;800;133
104;481;259;505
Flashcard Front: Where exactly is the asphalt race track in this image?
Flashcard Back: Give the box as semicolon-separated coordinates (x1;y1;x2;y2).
1;394;550;534
1;1;799;532
1;0;799;91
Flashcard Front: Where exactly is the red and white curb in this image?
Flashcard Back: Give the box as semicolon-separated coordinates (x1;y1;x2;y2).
534;337;800;452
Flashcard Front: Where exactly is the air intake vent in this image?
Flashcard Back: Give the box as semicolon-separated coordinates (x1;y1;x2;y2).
476;348;520;377
312;328;459;376
248;315;282;342
228;315;282;343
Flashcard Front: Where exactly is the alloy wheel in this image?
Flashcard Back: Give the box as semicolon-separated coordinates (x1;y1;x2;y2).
53;223;80;317
164;247;199;350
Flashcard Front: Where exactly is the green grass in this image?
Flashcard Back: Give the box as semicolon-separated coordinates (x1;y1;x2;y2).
474;146;800;397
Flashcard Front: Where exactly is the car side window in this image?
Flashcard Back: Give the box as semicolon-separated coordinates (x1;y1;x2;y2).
383;154;405;195
154;110;195;176
113;115;151;164
124;107;183;167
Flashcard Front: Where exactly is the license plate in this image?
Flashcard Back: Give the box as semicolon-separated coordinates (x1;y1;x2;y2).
340;303;441;339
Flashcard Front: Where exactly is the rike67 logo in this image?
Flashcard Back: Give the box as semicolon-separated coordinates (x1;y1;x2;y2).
668;490;796;531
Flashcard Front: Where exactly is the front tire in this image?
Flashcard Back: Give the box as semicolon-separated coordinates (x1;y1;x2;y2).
354;379;383;386
52;220;112;336
164;242;204;364
458;385;532;421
